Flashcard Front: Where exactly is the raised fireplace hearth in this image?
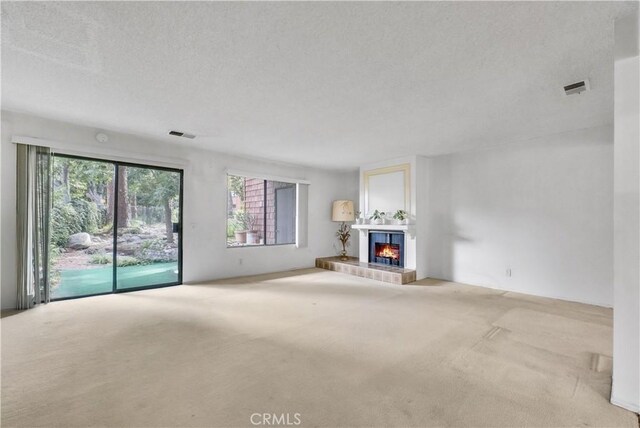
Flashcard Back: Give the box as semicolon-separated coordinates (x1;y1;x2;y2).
315;257;416;285
369;231;404;267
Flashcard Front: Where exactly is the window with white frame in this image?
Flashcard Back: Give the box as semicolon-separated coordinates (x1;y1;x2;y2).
227;174;297;247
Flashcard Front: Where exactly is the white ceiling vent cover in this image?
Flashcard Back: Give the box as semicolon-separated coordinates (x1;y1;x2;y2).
564;79;590;96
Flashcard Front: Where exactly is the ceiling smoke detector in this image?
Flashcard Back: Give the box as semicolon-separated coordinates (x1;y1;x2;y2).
169;130;196;139
563;79;590;96
95;133;109;143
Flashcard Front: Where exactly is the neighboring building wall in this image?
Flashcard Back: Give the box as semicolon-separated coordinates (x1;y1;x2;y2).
244;178;264;240
265;181;276;243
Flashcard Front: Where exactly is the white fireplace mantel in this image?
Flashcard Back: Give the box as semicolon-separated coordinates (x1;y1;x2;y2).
351;223;416;238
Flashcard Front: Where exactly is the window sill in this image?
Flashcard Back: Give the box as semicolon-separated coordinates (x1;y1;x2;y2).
226;243;297;249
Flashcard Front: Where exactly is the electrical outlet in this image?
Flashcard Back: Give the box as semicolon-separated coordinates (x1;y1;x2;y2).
506;268;512;277
239;258;243;265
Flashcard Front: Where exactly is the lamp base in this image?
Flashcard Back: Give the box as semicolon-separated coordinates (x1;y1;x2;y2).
336;222;351;261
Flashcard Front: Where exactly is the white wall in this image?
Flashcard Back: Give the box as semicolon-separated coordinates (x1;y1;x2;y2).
611;10;639;413
415;155;431;281
426;125;614;307
0;111;359;309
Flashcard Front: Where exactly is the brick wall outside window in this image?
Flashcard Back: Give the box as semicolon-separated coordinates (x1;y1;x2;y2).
244;178;265;239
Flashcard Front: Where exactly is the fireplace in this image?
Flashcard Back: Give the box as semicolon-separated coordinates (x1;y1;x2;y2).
369;232;404;267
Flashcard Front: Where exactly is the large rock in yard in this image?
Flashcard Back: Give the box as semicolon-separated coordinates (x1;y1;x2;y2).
138;247;178;263
67;233;92;250
116;243;138;256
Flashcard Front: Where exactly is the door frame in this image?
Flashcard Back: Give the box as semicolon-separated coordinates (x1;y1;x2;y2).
274;184;296;245
51;154;184;301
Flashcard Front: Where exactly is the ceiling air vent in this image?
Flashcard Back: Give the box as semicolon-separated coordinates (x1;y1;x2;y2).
169;130;196;139
564;79;590;96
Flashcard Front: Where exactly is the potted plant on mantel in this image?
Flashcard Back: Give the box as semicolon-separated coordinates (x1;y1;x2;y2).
393;209;409;225
370;209;386;225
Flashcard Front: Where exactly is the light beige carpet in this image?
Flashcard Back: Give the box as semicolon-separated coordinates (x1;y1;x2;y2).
1;268;636;427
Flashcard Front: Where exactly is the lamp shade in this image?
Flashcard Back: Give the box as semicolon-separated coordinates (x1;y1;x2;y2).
332;200;355;222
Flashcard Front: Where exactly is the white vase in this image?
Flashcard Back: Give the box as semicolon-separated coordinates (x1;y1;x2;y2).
246;231;260;244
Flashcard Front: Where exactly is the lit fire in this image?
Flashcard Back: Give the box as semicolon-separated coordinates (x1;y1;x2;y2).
377;245;399;259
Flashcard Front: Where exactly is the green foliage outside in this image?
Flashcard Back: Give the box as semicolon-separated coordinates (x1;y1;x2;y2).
49;245;62;287
228;175;245;200
128;168;180;218
89;239;174;266
51;157;113;247
90;253;112;265
227;210;259;238
50;157;180;248
117;226;143;235
89;254;149;267
116;256;146;267
136;239;175;263
232;209;249;231
140;238;164;251
52;200;103;246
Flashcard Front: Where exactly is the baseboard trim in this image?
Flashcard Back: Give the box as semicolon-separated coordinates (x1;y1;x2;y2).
428;275;612;308
611;395;640;413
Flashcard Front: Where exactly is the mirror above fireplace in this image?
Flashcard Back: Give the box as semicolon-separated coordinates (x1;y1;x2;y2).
363;163;410;216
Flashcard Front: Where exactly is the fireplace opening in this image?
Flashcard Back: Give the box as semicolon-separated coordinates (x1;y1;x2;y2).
375;243;400;261
369;231;404;267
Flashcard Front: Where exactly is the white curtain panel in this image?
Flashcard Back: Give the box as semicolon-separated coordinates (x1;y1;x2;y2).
296;183;309;248
16;144;52;309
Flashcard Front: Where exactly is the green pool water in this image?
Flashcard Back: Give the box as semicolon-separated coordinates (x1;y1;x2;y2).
52;262;179;299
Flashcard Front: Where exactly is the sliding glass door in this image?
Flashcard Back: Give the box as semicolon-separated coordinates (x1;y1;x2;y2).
115;165;181;290
50;155;182;300
50;157;115;298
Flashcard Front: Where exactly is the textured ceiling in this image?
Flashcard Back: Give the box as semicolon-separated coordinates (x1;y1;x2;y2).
2;1;637;169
